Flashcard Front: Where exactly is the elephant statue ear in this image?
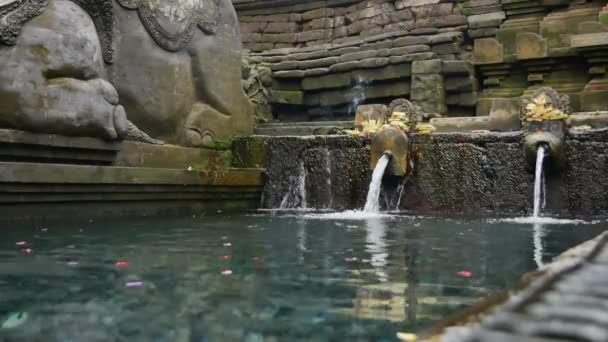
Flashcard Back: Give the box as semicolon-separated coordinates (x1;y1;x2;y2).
0;0;48;45
68;0;115;63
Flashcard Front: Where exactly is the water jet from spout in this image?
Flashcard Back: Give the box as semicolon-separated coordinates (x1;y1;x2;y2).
533;145;548;218
364;153;391;213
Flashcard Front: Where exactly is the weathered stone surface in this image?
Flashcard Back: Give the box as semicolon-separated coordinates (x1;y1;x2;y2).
269;90;304;104
339;50;378;63
288;49;329;61
432;42;462;54
516;32;547;60
411;73;447;115
570;112;608;129
317;81;410;106
410;3;453;19
297;29;327;42
412;132;531;215
329;57;388;72
257;135;369;210
0;0;128;141
431;116;493;133
304;68;330;77
412;59;443;74
445;76;477;92
302;73;351;90
262;32;299;43
393;35;431;47
416;14;467;29
273;70;306;78
467;11;506;29
299;56;340;69
395;0;439;9
389;44;431;56
473;38;504;64
443;60;473;75
265;22;298;33
329;46;361;56
361;40;394;50
272;60;300;71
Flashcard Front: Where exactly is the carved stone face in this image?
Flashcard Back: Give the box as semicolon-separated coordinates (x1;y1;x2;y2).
116;0;220;51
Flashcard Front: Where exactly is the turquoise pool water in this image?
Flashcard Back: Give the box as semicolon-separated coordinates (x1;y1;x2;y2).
0;212;605;341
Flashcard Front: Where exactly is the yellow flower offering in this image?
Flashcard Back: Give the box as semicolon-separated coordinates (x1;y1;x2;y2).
416;123;436;135
525;94;568;122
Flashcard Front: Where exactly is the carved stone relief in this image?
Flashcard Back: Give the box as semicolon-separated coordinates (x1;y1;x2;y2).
386;98;442;128
520;86;571;121
116;0;221;52
0;0;47;45
69;0;115;63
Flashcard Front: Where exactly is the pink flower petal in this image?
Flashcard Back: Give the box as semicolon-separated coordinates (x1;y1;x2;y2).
457;271;473;278
126;281;144;288
15;241;27;246
221;270;233;275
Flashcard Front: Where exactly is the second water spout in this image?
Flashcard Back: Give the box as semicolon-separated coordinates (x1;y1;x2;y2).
533;145;548;218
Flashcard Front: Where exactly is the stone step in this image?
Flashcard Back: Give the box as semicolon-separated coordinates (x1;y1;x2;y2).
0;161;264;219
254;121;354;136
256;120;354;128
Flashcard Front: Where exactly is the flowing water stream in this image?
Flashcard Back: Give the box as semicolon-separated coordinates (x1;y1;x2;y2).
279;162;307;209
364;154;390;213
533;145;548;218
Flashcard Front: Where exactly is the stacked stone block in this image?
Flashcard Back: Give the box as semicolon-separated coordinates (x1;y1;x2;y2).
473;0;608;114
462;0;506;39
237;0;608;122
246;28;479;120
238;0;472;52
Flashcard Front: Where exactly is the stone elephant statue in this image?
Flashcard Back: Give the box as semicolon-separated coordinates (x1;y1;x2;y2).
0;0;253;146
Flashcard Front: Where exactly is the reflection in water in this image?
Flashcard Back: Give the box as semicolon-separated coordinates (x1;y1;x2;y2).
533;223;545;269
297;220;307;264
365;218;388;282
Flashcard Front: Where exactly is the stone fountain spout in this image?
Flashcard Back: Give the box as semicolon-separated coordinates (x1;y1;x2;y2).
370;127;410;177
522;87;570;173
524;126;565;173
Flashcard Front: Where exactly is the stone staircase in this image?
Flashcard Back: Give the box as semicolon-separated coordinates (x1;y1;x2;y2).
253;120;354;136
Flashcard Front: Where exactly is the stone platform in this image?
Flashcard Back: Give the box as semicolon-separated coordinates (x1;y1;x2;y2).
0;130;265;220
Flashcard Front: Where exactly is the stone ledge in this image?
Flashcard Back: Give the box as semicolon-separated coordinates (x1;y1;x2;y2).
0;162;264;187
0;129;120;165
413;131;524;144
0;162;264;217
115;141;229;169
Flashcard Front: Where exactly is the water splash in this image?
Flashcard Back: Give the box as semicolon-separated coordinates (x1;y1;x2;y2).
279;162;307;209
533;145;547;218
364;154;391;213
